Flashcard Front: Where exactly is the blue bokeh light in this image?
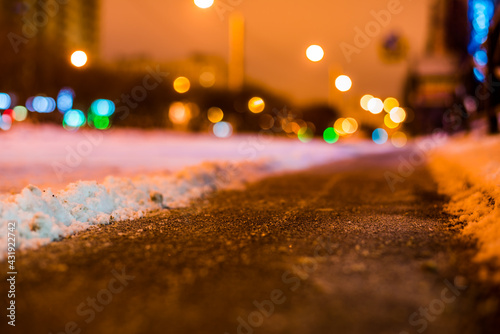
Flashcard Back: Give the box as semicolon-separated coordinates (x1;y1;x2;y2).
57;88;75;113
213;121;233;138
0;93;12;110
33;96;56;113
91;99;115;117
468;0;495;82
474;49;488;66
473;67;486;81
372;128;388;145
63;109;86;129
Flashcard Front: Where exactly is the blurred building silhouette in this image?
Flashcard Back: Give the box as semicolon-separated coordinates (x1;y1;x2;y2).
111;54;228;90
0;0;100;94
404;0;470;133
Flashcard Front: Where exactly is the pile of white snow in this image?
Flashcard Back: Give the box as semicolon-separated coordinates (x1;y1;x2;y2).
429;134;500;282
0;160;274;252
0;124;392;256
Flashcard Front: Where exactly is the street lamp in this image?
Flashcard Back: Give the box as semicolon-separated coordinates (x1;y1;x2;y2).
194;0;214;9
306;45;324;62
248;97;265;113
70;51;88;68
173;76;191;94
367;98;384;114
195;2;245;91
335;75;352;92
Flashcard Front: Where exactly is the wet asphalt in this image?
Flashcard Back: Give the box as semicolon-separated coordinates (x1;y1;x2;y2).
3;150;500;334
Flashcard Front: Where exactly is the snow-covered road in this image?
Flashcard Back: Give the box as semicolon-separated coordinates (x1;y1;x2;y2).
2;124;499;280
0;125;387;193
0;124;392;254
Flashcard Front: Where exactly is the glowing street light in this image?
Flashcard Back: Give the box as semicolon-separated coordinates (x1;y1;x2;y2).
383;97;399;113
173;77;191;94
390;107;407;123
248;97;265;113
169;102;192;125
367;98;384;114
342;118;358;134
335;75;352;92
360;94;373;110
306;45;324;62
70;51;88;68
207;107;224;123
384;114;399;129
194;0;214;9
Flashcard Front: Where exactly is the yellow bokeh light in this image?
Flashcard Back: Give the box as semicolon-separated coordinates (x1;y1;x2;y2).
207;107;224;123
391;131;408;148
390;107;407;123
173;77;191;94
199;71;215;88
360;94;373;111
335;75;352;92
70;51;87;67
334;118;347;136
194;0;214;9
306;45;324;62
368;98;384;114
248;97;265;113
384;114;399;129
384;97;399;113
342;118;358;134
290;122;301;134
282;120;294;133
169;102;191;125
13;106;28;122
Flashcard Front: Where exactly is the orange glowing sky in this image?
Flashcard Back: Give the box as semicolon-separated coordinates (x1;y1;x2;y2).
102;0;431;105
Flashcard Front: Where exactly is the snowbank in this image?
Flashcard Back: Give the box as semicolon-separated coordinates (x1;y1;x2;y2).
429;135;500;281
0;124;393;256
0;160;276;253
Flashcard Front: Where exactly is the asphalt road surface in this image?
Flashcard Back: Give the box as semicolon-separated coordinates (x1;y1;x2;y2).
4;150;500;334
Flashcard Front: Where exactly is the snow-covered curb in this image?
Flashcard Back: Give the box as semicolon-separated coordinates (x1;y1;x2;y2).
429;135;500;282
0;160;276;256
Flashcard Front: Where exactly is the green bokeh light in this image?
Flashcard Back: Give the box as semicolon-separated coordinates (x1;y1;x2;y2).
298;127;314;143
93;115;110;130
323;127;339;144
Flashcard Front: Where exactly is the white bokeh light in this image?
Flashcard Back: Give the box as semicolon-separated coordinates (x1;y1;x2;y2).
367;98;384;114
194;0;214;9
335;75;352;92
70;51;88;68
306;45;324;62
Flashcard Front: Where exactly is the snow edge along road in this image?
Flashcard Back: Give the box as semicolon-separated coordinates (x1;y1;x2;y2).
0;160;280;257
429;135;500;282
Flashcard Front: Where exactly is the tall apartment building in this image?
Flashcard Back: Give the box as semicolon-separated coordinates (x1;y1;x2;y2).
0;0;100;93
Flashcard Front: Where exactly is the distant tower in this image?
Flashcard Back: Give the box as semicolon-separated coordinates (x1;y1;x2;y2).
228;12;245;92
